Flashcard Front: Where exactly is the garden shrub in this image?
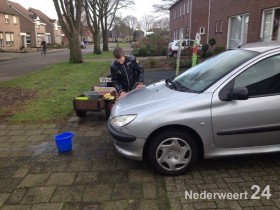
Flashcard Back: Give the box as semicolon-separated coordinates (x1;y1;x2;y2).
213;46;226;55
138;47;148;57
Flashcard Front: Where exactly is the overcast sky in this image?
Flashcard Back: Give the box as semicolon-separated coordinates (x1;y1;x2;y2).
10;0;164;20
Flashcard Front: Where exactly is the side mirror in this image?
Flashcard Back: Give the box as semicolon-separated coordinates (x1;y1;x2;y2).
227;87;249;101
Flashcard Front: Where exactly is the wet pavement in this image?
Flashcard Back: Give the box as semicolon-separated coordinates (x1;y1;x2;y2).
1;109;280;210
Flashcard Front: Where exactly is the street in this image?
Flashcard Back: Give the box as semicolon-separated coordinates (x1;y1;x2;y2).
0;46;93;83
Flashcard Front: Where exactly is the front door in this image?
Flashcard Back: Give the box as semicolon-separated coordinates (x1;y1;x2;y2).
211;54;280;148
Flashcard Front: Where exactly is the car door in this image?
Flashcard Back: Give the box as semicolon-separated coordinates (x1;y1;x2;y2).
211;53;280;148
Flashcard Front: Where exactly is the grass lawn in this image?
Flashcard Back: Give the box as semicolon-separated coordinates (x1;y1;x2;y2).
83;51;113;59
0;61;111;124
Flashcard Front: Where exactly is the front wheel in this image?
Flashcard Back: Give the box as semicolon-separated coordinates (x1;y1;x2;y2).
148;130;198;175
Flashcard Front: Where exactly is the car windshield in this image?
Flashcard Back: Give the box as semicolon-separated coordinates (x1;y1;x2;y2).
172;49;259;93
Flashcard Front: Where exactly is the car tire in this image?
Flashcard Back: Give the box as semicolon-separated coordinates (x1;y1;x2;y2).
76;110;87;118
172;52;178;58
148;129;198;175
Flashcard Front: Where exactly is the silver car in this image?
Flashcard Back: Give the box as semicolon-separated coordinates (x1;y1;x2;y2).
108;41;280;175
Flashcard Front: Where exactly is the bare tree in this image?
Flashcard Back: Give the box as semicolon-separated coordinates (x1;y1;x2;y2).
140;15;154;31
53;0;84;63
99;0;134;51
84;0;102;54
152;0;177;16
124;15;139;41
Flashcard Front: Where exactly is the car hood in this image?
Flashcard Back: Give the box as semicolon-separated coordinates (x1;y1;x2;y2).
112;81;198;115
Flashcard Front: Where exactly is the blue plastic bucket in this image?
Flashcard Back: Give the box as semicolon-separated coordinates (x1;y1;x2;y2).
54;132;73;153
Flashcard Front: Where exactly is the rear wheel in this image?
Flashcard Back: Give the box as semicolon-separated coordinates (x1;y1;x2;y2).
172;51;178;58
148;130;198;175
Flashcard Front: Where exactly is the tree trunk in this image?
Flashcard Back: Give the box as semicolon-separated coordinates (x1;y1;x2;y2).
93;30;101;54
69;33;83;63
102;30;109;51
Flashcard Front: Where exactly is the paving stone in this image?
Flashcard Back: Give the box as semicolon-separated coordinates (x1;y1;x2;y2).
0;131;9;137
42;129;60;135
51;185;84;202
140;200;159;210
67;160;92;172
83;184;113;201
0;135;10;142
0;204;31;210
39;124;58;129
25;135;48;142
84;131;103;137
193;201;217;209
21;186;56;204
0;150;11;158
40;161;69;173
0;178;21;193
18;174;49;188
75;172;98;185
128;169;156;182
6;130;26;136
31;203;63;210
143;182;157;199
7;136;29;142
24;130;44;135
45;172;75;186
6;188;28;204
5;125;25;130
101;200;134;210
112;182;142;200
91;159;118;171
9;151;34;158
0;193;10;207
12;167;30;178
95;170;128;184
0;142;12;150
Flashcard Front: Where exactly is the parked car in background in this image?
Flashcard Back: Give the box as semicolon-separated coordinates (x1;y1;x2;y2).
108;41;280;175
168;39;194;57
80;41;86;49
83;40;90;45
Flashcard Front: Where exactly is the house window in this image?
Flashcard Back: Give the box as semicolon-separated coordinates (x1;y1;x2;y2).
5;32;14;46
180;5;182;17
186;0;190;14
199;27;205;35
13;16;17;24
0;33;3;47
219;20;223;33
228;14;249;49
37;33;44;45
5;14;9;24
215;21;218;33
183;2;185;15
261;8;280;41
174;9;176;20
26;33;31;44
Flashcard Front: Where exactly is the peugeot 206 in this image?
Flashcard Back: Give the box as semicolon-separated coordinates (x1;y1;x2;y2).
108;41;280;175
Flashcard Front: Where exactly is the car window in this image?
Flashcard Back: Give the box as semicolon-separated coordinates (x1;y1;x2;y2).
173;49;258;92
234;54;280;97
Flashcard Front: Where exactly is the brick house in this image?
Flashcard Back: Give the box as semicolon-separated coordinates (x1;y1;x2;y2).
0;0;21;50
7;1;47;48
169;0;280;48
28;7;64;45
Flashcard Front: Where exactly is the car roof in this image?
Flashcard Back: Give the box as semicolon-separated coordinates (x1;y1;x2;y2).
239;41;280;53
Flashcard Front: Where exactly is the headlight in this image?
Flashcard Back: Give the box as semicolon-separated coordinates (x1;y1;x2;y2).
110;115;137;127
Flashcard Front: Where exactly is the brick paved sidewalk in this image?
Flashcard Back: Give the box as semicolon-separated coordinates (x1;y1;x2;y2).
1;70;280;209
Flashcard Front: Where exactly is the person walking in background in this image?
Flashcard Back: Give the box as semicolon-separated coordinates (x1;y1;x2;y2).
110;47;144;99
40;39;47;55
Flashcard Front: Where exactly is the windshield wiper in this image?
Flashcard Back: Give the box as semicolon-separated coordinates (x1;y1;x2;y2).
165;78;178;90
